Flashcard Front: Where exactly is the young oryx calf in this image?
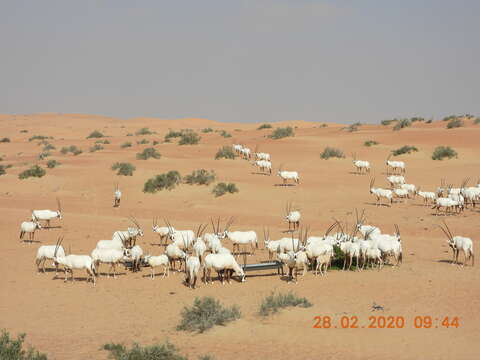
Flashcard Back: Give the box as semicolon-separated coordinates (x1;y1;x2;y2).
277;166;300;185
185;254;201;289
19;220;42;242
144;254;169;279
35;244;65;274
31;198;63;228
438;221;474;267
113;183;121;207
352;153;371;174
53;237;96;286
386;155;405;174
285;202;301;231
91;247;126;278
369;178;393;207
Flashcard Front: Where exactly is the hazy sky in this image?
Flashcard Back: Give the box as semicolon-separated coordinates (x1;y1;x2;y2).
1;0;479;123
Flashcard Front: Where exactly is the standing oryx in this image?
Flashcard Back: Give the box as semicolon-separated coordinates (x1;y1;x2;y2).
113;183;121;207
218;217;258;257
112;216;144;248
285;202;301;231
277;165;300;185
386;154;406;175
352;153;371;174
152;217;173;245
438;221;474;267
31;198;63;228
19;220;42;242
251;160;272;175
369;178;393;206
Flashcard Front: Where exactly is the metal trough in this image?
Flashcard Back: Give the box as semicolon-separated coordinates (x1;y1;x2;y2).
241;261;284;277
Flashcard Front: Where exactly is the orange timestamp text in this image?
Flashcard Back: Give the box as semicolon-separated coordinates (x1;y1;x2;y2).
313;316;460;329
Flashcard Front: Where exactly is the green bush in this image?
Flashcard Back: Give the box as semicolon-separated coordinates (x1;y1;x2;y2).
215;146;235;160
259;292;312;316
432;146;458;160
46;160;60;168
86;130;105;139
136;139;149;145
391;145;418;156
60;145;82;156
411;117;425;122
212;182;238;197
179;131;201;145
18;165;46;179
0;329;47;360
219;130;231;138
177;297;241;333
102;342;186;360
364;140;379;147
120;142;132;148
28;135;52;142
0;137;10;143
320;147;345;159
426;118;433;123
38;152;51;160
257;123;272;130
112;162;136;176
0;165;6;176
393;118;412;131
136;147;161;160
152;140;159;145
381;119;396;126
442;115;458;122
20;130;28;133
269;126;294;139
344;124;359;132
446;119;464;129
136;127;154;135
474;118;480;125
89;144;104;152
143;171;181;193
184;169;216;185
164;130;183;142
42;143;56;151
95;139;110;144
202;127;213;133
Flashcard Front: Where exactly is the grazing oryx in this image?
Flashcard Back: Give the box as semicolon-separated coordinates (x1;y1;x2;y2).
36;244;65;274
53;237;97;286
152;217;173;245
432;197;464;215
19;220;42;242
202;253;245;284
218;217;258;256
438;221;474;267
369;178;393;206
113;183;121;207
285;202;301;231
277;165;300;185
386;154;405;174
352;153;371;174
283;228;309;283
31;198;63;228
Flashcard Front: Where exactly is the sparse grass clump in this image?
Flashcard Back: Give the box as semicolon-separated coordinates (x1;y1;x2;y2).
0;165;6;176
381;119;396;126
432;146;458;160
0;137;10;143
126;133;133;136
95;139;110;144
112;162;136;176
89;144;104;152
184;169;216;185
364;140;379;147
164;130;183;142
152;140;159;145
46;160;60;168
143;171;181;193
42;143;56;151
269;126;294;140
136;139;150;145
136;127;154;135
320;147;345;159
446;118;464;129
20;129;28;133
120;142;132;148
177;297;241;333
102;342;188;360
0;329;48;360
179;131;201;145
38;152;51;160
136;147;161;160
215;146;235;160
259;292;312;316
18;165;46;179
393;118;412;131
86;130;105;139
257;123;272;130
60;145;82;156
442;115;458;122
411;116;425;122
28;135;52;142
212;182;238;197
202;127;213;133
219;130;231;138
391;145;418;156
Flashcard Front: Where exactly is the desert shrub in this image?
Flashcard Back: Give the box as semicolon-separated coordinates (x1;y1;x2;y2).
152;140;159;145
259;292;312;316
474;117;480;124
164;130;183;142
136;127;154;135
46;160;60;168
95;139;110;144
0;165;6;176
269;126;294;139
136;139;149;145
38;152;51;160
102;342;188;360
442;115;458;122
319;123;328;128
393;118;412;131
212;182;238;197
426;118;433;124
60;145;82;155
411;117;425;122
202;127;213;133
0;137;10;143
215;146;235;160
184;169;216;185
179;131;201;145
42;143;55;151
143;171;181;193
257;123;272;130
0;329;48;360
120;142;132;148
432;146;458;160
89;144;104;152
136;147;161;160
28;135;52;142
86;130;105;139
112;162;136;176
126;133;133;136
391;145;418;156
446;118;464;129
343;123;359;132
219;130;231;138
364;140;379;147
320;147;345;159
381;119;396;126
18;165;46;179
177;297;241;333
20;129;28;133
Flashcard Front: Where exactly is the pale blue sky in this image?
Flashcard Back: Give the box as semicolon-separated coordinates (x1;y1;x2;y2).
1;0;479;123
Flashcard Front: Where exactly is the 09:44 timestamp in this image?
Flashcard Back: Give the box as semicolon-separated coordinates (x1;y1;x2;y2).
313;316;460;329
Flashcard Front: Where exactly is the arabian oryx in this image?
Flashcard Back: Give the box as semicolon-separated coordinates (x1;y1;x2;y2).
152;217;174;246
31;198;63;228
253;145;271;161
438;221;474;267
20;220;42;242
369;178;393;207
277;164;300;185
285;201;301;231
352;153;371;174
218;217;258;257
113;183;121;207
112;216;144;248
386;154;405;175
284;227;310;283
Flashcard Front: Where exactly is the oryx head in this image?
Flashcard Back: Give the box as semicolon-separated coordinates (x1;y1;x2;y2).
56;198;63;220
263;227;270;246
352;152;357;163
438;220;455;249
369;178;376;194
354;208;366;229
53;236;64;264
34;220;42;230
152;217;160;232
386;154;392;165
164;218;177;240
129;216;143;237
394;224;401;242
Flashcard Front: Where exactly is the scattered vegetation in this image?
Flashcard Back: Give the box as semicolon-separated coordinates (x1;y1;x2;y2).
136;139;150;145
391;145;418;156
212;182;238;197
343;122;361;132
152;140;159;145
38;152;51;160
202;127;213;133
219;130;231;138
432;146;458;160
126;133;133;136
136;147;161;160
143;171;182;193
393;118;412;131
120;142;132;148
269;126;294;140
381;119;396;126
0;137;10;143
20;129;28;133
164;129;184;142
86;130;105;139
46;160;60;168
364;140;379;147
28;135;52;142
442;115;459;122
257;123;272;130
474;118;480;125
0;329;47;360
259;292;312;317
184;169;216;185
179;131;201;145
215;146;235;160
60;145;82;156
0;165;6;176
446;118;464;129
410;117;425;122
42;143;55;151
177;297;241;333
89;144;104;152
320;147;345;159
95;139;110;144
136;127;154;136
112;162;136;176
18;165;46;179
102;341;212;360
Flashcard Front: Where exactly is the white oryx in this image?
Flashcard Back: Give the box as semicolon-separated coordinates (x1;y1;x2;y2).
19;220;42;242
415;187;437;206
393;188;409;203
240;146;252;160
400;183;416;197
352;153;371;174
277;165;300;185
91;247;126;278
35;244;65;274
124;245;144;272
255;152;271;161
233;144;243;155
369;178;393;206
185;254;201;288
285;201;301;231
113;183;121;207
202;253;245;284
438;221;474;267
111;216;144;248
144;254;169;279
387;175;406;188
218;217;258;256
164;219;196;251
31;198;63;228
432;197;464;215
53;237;96;286
165;243;186;272
386;154;405;174
367;225;403;266
152;217;174;245
251;160;272;175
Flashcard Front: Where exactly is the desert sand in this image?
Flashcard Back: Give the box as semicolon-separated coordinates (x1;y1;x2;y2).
0;113;479;360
